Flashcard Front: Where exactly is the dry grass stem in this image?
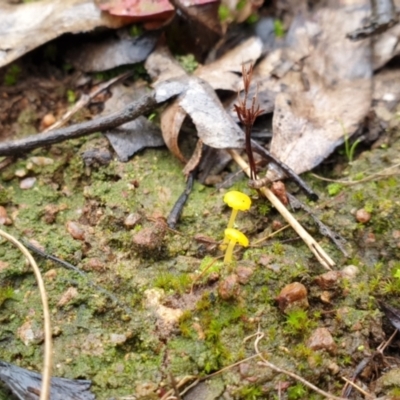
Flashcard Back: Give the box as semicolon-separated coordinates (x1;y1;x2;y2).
0;229;52;400
228;150;335;270
377;329;398;353
341;377;374;399
251;224;290;246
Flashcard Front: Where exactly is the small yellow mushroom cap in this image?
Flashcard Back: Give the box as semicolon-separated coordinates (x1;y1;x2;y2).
224;228;249;247
223;191;251;211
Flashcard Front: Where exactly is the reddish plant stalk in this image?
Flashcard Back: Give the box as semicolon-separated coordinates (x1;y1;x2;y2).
233;64;263;181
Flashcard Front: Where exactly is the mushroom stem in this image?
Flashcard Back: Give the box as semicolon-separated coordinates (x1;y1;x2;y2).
224;239;237;264
227;209;239;230
222;209;239;245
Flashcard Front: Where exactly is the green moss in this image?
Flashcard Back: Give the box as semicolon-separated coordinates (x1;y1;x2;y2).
284;310;315;337
327;183;343;196
235;384;263;399
176;54;198;73
274;19;285;38
287;383;307;400
4;64;21;86
128;25;143;37
218;4;231;21
153;272;192;294
0;286;14;307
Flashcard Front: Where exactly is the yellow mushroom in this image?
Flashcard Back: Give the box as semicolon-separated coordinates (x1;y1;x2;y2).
224;191;252;230
221;191;251;246
224;228;249;264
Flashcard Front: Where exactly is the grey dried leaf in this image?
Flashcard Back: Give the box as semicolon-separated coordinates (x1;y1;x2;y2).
266;6;373;179
67;31;159;72
102;83;165;161
179;77;244;150
195;36;263;91
0;0;128;68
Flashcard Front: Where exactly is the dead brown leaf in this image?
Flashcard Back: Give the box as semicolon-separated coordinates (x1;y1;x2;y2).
266;6;373;178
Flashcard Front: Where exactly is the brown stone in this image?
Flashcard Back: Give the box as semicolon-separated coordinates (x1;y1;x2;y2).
124;213;141;228
314;271;341;289
66;221;85;241
236;266;253;284
132;220;166;250
218;274;240;300
276;282;308;313
307;327;336;354
355;208;371;223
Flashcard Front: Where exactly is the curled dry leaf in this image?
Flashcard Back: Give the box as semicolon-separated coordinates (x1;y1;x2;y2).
159;75;245;162
146;42;262;165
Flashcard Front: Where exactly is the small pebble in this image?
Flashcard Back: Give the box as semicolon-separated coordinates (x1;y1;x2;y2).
124;213;141;228
44;269;57;280
276;282;309;313
86;258;105;271
0;206;12;225
320;290;332;303
0;261;9;271
341;265;359;280
57;287;78;307
110;333;127;345
29;156;54;167
355;208;371;223
66;221;85;241
314;271;341;290
236;266;254;284
20;177;36;189
327;361;340;375
15;168;27;178
307;327;336;354
218;274;240;300
17;320;44;346
41;113;56;128
272;220;283;230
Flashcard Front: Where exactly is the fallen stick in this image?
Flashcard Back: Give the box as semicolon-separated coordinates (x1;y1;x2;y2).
228;149;335;270
0;91;159;156
42;71;133;133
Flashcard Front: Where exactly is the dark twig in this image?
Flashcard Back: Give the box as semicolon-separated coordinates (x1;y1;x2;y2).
42;71;134;133
251;140;319;201
167;171;195;229
23;240;134;315
0;92;159;156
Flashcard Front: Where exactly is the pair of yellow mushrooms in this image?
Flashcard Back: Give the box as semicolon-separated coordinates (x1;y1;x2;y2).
223;191;252;264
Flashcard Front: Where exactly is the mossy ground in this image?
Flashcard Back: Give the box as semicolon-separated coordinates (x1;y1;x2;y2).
1;111;400;398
